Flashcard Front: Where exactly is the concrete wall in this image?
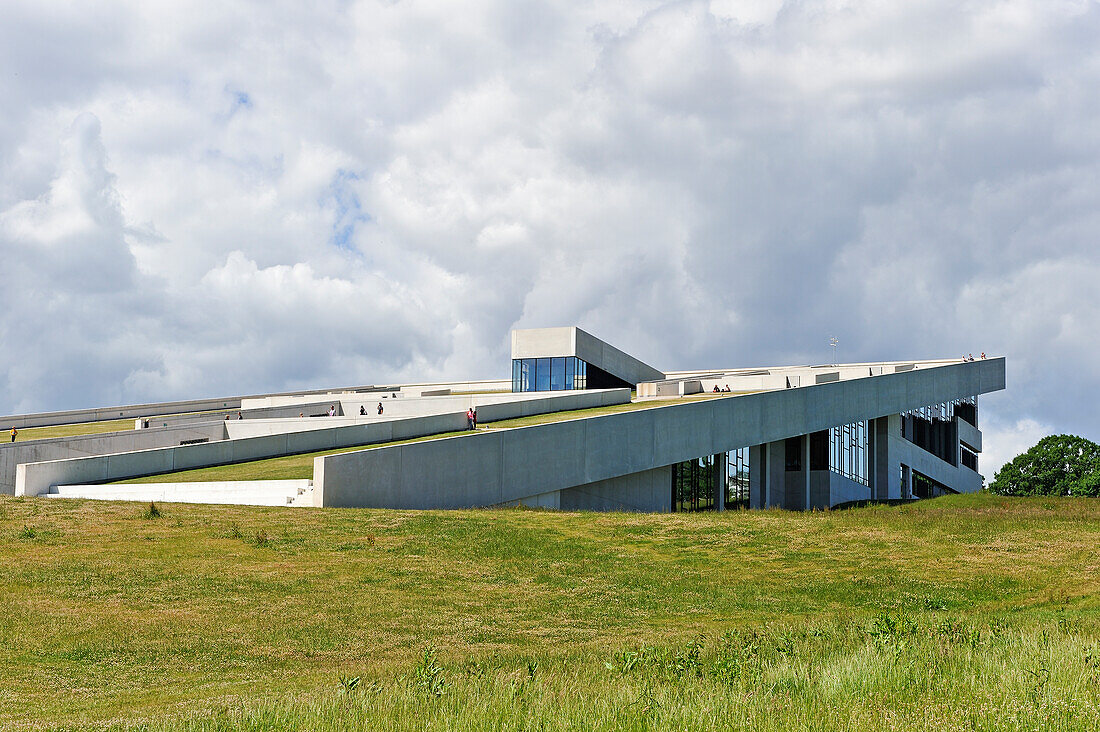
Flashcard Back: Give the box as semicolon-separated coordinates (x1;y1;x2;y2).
573;327;665;384
560;466;671;512
511;326;665;385
887;426;984;498
13;389;631;497
140;402;340;429
48;480;312;507
314;358;1004;511
15;412;468;497
1;384;377;429
222;389;629;440
643;359;968;399
337;388;627;421
753;411;983;511
958;418;982;452
0;423;227;495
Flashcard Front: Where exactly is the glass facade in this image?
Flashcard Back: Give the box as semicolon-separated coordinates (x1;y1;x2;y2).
512;357;587;392
672;456;717;512
672;448;750;512
900;399;972;466
829;420;869;486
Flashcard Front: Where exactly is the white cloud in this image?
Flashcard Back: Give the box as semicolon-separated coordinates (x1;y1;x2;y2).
978;416;1055;481
0;0;1097;463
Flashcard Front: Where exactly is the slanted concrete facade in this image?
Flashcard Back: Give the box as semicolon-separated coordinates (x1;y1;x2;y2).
7;326;1006;512
314;354;1003;511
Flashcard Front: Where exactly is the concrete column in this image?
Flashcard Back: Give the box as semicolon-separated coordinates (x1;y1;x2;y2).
872;416;892;500
749;444;766;509
802;434;811;511
714;452;726;511
766;440;785;509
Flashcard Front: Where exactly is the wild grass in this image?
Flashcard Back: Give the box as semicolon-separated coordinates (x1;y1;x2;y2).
0;493;1096;730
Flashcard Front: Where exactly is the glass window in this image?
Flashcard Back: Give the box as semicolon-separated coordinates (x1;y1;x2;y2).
512;360;521;392
565;357;575;390
551;357;566;390
575;359;587;389
536;358;551;391
521;359;533;391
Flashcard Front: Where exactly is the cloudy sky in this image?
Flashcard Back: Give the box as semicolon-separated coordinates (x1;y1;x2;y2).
2;0;1098;474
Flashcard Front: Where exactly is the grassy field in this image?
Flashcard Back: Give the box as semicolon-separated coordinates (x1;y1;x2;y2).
113;397;729;484
1;492;1097;730
11;418;137;442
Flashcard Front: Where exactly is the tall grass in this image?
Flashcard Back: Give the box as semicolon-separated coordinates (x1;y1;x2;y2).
1;492;1097;730
124;618;1099;731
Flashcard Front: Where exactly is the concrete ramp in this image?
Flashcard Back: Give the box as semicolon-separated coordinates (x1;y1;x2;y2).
46;480;313;507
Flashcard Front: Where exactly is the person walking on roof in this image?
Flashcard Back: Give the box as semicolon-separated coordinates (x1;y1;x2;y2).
377;402;383;415
466;407;475;430
9;427;16;443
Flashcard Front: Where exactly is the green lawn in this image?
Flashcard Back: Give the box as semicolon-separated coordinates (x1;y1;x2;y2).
12;418;137;442
113;397;729;484
11;409;234;443
1;492;1097;730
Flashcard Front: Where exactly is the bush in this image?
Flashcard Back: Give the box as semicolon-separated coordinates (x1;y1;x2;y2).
990;434;1100;497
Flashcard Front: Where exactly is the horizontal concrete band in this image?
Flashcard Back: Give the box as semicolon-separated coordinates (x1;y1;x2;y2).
14;388;631;497
314;358;1005;509
0;384;379;430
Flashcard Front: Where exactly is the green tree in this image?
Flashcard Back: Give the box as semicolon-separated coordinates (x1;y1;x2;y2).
990;434;1100;497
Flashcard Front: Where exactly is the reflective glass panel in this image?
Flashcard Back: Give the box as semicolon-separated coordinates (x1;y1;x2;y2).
536;358;551;391
565;357;575;390
521;359;533;391
551;357;566;390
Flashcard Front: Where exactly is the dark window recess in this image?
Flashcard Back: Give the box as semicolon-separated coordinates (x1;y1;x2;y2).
956;401;977;426
901;414;958;466
911;470;956;499
810;430;829;471
961;447;978;471
178;438;210;445
785;437;802;472
584;362;634;390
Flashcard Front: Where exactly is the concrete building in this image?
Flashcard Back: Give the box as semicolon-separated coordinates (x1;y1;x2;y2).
4;327;1005;512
